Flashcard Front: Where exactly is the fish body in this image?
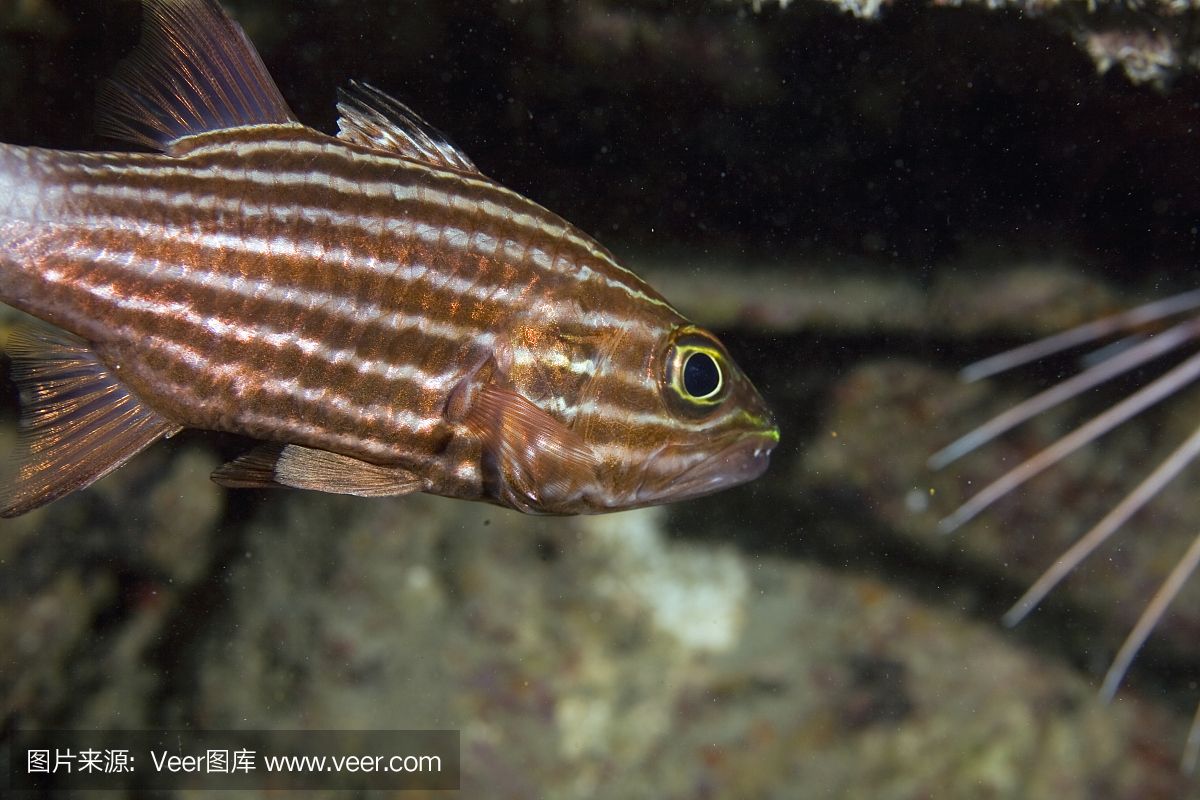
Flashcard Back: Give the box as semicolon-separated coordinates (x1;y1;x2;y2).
0;0;777;516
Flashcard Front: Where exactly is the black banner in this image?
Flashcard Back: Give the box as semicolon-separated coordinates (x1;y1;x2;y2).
5;729;459;791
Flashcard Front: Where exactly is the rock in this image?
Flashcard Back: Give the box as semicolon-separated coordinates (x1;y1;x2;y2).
158;492;1189;799
803;358;1200;687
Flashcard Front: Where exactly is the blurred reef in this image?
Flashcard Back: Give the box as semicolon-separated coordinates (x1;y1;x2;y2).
3;0;1200;797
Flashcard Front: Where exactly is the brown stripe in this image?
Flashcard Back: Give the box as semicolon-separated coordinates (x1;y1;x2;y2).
0;126;702;489
42;127;671;309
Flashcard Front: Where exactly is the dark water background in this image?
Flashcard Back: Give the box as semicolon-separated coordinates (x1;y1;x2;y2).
1;1;1199;797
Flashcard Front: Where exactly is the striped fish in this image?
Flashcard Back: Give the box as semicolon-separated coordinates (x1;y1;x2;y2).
0;0;778;517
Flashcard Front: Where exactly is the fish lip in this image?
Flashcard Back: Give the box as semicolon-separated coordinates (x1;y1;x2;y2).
633;429;778;505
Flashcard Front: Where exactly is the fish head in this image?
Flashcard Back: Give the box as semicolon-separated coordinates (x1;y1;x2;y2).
577;323;779;511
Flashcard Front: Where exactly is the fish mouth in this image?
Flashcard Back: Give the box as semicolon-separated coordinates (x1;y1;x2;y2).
634;430;778;506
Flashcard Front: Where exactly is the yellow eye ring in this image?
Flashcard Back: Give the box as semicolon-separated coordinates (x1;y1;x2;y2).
672;344;724;404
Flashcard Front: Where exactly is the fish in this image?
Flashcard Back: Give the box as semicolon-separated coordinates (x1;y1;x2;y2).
931;289;1200;770
0;0;778;517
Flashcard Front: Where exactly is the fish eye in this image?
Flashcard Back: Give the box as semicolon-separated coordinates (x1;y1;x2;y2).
664;328;730;412
682;350;722;400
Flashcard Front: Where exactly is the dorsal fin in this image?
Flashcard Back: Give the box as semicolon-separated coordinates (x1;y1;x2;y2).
0;323;182;517
336;81;480;174
96;0;297;152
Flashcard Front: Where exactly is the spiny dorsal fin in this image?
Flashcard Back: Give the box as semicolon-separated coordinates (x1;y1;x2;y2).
96;0;297;152
336;81;479;174
1;323;182;517
212;443;426;498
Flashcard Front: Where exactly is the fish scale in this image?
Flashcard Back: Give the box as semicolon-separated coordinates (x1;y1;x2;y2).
0;0;777;517
10;134;576;430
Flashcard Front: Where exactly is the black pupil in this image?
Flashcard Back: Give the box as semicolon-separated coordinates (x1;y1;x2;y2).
683;352;720;398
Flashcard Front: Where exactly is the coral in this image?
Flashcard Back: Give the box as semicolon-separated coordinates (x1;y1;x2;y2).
162;491;1189;798
733;0;1200;86
1083;29;1180;86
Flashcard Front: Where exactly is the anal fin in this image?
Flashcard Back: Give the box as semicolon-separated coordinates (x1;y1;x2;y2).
1;323;182;517
212;443;426;498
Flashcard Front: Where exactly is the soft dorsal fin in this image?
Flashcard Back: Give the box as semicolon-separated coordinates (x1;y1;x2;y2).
0;323;182;517
96;0;297;152
336;81;480;174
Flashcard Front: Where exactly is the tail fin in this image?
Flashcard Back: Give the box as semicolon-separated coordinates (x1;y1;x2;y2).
0;322;182;516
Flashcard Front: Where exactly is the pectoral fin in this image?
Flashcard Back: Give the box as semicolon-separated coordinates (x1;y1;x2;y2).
0;323;182;517
212;443;425;498
462;384;598;512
